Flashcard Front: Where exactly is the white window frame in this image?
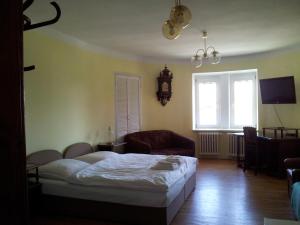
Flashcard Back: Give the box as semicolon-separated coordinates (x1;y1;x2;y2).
194;75;221;129
192;69;258;130
229;72;257;129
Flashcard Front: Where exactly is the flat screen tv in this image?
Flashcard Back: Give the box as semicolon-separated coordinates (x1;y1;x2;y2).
260;76;296;104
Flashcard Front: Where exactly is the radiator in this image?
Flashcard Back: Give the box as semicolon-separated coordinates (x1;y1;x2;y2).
228;134;244;157
198;132;220;155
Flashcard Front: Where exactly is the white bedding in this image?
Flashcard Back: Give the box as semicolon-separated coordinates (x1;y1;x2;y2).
68;153;197;193
40;153;198;207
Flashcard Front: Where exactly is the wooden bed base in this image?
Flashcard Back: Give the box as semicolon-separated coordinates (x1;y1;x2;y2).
41;173;196;225
27;147;196;225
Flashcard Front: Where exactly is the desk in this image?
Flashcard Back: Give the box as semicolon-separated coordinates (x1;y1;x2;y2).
231;133;300;176
266;138;300;177
263;127;300;139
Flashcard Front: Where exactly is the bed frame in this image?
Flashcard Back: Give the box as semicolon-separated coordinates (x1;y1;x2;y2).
27;144;196;225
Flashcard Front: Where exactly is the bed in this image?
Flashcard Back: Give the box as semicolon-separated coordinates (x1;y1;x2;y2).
27;144;197;225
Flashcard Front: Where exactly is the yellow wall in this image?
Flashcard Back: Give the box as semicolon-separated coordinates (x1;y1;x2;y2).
24;31;300;154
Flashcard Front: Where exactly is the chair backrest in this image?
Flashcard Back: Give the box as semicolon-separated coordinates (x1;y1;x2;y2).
63;142;93;158
243;126;257;144
27;149;62;166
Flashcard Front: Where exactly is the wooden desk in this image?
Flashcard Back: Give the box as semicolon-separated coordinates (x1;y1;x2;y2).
231;133;300;176
263;127;300;139
266;138;300;177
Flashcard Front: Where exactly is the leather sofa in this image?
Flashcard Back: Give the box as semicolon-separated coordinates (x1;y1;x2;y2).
124;130;195;157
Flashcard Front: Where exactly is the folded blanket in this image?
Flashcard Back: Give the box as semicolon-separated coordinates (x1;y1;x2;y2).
165;155;184;165
151;161;179;170
151;155;185;171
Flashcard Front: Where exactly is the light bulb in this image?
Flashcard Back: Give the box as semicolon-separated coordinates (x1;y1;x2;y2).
209;51;221;64
191;55;202;68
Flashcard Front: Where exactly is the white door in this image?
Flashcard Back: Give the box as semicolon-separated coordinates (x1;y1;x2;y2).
115;74;141;142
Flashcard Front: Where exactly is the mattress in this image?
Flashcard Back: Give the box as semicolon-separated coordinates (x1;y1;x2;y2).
40;158;197;208
68;153;196;192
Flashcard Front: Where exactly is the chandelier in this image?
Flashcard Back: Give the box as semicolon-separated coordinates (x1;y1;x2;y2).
162;0;192;40
191;31;221;68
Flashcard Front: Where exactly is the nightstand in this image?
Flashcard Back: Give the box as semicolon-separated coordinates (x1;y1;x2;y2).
27;164;42;216
97;142;126;153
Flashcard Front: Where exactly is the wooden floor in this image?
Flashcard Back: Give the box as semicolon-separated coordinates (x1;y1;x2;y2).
32;159;295;225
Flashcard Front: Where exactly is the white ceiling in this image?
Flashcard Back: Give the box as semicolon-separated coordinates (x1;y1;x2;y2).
25;0;300;62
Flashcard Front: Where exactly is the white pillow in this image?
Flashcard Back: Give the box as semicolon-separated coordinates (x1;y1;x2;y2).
75;151;119;164
39;159;90;180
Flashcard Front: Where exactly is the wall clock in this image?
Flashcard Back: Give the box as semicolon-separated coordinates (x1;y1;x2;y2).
156;66;173;106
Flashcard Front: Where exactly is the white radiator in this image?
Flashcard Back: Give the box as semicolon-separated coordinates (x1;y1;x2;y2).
228;134;244;157
198;132;220;155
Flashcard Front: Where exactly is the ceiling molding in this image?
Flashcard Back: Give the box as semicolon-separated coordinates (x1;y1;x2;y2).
38;28;300;66
221;44;300;64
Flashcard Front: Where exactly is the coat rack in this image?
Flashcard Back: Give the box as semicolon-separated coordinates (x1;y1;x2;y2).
23;0;61;72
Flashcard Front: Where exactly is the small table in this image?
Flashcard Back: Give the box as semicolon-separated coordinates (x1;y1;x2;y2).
26;164;42;216
97;142;126;152
229;132;244;167
230;132;265;168
27;164;39;183
264;218;300;225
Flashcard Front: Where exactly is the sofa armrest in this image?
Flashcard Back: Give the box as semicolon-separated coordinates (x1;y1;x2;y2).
289;169;300;184
172;133;195;150
125;138;151;154
284;158;300;169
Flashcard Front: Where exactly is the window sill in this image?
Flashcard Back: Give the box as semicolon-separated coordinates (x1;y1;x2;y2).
193;128;243;133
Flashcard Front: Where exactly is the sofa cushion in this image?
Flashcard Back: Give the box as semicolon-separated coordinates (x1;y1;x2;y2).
151;148;195;157
124;130;195;157
148;132;172;149
129;131;173;149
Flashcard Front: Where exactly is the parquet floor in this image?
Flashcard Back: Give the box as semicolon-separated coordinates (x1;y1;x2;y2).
172;159;294;225
32;159;295;225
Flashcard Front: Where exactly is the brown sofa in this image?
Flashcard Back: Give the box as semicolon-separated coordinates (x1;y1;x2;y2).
124;130;195;157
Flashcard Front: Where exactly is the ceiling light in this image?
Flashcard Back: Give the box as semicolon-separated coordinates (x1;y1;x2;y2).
191;31;221;68
162;20;182;40
162;0;192;40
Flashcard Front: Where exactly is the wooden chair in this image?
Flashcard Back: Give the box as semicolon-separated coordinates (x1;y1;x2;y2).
243;126;259;175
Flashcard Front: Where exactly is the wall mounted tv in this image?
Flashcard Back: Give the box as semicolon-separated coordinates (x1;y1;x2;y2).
259;76;296;104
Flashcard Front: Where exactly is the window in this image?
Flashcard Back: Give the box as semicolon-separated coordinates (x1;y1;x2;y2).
193;69;257;130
